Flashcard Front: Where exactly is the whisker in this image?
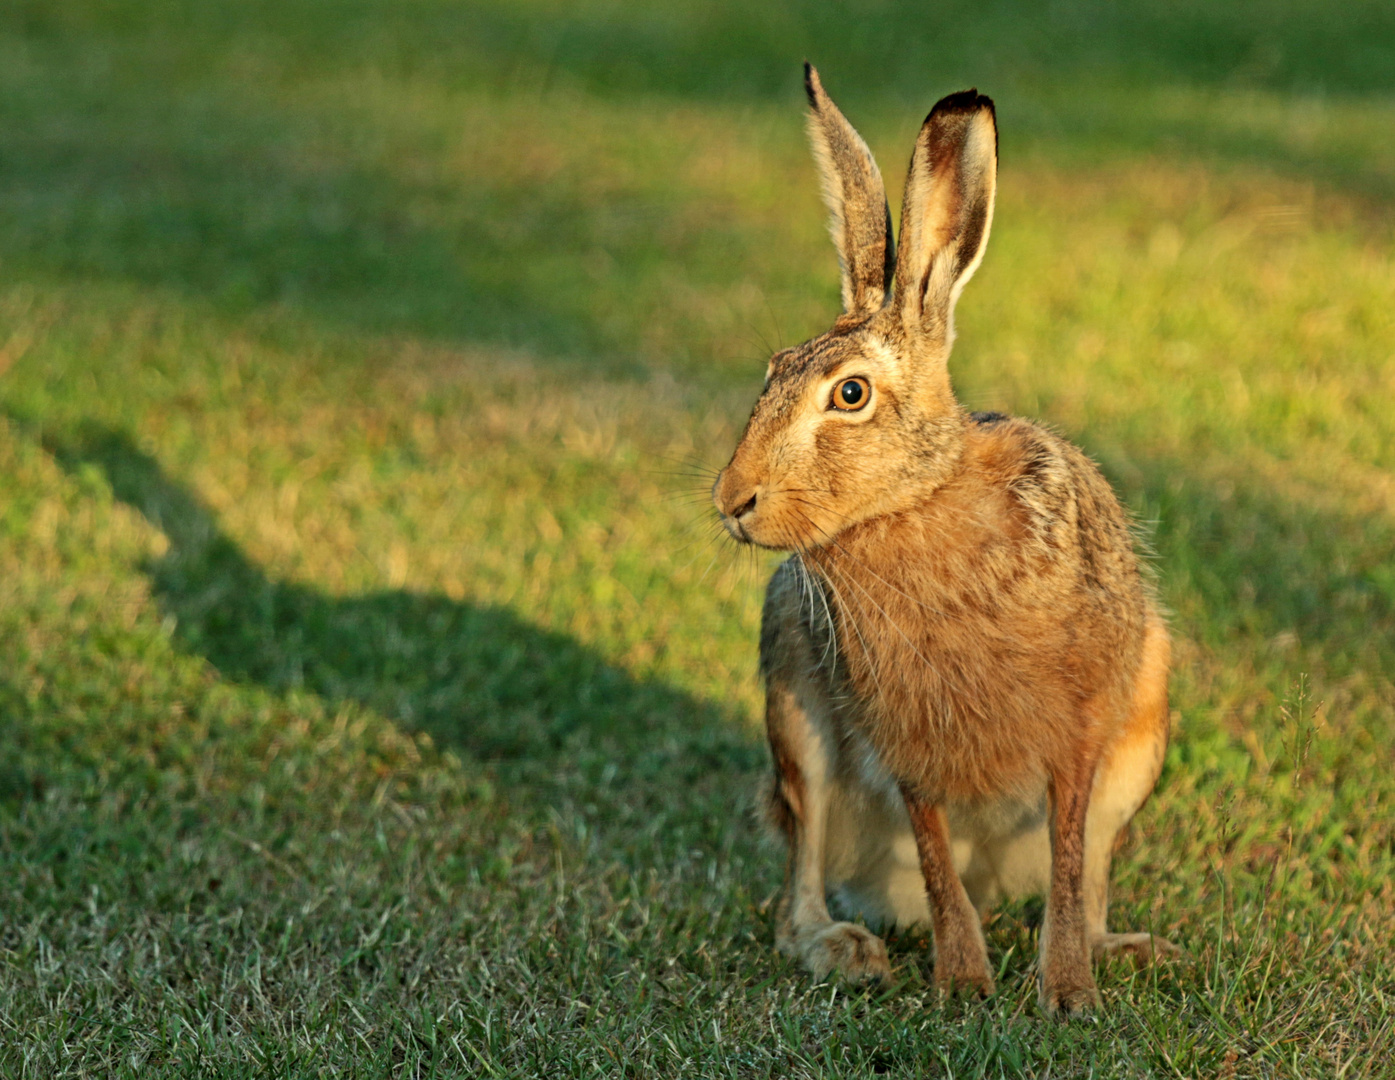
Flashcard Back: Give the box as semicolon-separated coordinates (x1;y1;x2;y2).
672;518;733;577
817;556;888;709
774;511;887;705
825;534;955;621
785;501;976;708
829;554;938;675
661;490;721;507
646;454;723;486
797;551;839;676
781;491;968;625
695;535;731;588
831;550;979;707
759;287;787;353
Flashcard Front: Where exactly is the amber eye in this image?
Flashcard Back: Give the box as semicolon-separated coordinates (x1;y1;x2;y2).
831;377;871;412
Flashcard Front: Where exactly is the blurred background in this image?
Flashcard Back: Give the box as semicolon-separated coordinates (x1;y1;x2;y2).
1;2;1393;1074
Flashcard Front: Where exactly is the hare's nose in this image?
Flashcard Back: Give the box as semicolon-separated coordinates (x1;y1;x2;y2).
712;469;760;520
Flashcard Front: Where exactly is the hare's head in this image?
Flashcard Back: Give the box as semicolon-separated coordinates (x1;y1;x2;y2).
714;66;997;550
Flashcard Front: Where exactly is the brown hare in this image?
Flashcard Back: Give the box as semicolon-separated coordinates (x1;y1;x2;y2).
713;66;1178;1017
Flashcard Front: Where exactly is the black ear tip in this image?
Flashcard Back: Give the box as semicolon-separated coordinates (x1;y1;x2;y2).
803;61;820;106
930;88;996;120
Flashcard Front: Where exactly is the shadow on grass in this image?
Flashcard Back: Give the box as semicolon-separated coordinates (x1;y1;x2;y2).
0;1;1391;387
0;106;694;375
48;422;1395;788
46;425;754;783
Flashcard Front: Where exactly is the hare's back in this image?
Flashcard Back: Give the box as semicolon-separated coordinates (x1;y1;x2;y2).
967;411;1142;587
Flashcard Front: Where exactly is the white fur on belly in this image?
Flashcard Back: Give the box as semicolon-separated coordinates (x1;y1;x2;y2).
822;775;1052;930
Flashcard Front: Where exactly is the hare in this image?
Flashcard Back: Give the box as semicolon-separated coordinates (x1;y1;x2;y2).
712;66;1178;1017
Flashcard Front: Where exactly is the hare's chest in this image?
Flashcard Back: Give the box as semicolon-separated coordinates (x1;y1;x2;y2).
831;605;1069;802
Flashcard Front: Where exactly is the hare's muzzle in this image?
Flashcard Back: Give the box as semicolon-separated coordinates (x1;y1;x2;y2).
713;470;760;544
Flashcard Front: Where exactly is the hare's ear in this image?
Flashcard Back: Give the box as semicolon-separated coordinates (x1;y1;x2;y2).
892;90;997;344
804;63;895;318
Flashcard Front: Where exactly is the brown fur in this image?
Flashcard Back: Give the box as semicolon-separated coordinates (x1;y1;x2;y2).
714;69;1178;1018
901;790;993;996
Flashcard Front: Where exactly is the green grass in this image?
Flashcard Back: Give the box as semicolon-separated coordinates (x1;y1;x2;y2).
2;1;1394;1075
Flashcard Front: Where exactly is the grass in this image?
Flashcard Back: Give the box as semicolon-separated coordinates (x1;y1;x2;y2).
1;1;1394;1075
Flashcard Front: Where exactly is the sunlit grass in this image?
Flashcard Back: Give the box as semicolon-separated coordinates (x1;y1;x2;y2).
2;1;1394;1075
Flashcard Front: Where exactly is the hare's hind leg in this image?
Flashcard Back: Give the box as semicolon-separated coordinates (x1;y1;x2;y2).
763;563;890;982
766;681;889;981
1041;618;1179;1017
1084;616;1183;964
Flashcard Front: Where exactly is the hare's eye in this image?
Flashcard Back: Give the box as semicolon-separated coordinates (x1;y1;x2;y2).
831;377;871;412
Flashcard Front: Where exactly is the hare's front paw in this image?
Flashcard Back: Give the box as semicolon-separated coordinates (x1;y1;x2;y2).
799;922;891;982
932;937;994;997
1039;976;1101;1019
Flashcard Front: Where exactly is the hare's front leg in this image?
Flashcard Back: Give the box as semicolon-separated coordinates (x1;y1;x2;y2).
1040;757;1102;1017
762;561;889;981
900;789;994;996
765;676;890;982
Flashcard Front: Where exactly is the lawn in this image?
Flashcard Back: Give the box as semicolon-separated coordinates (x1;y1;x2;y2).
1;1;1393;1075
